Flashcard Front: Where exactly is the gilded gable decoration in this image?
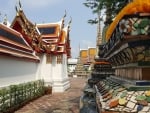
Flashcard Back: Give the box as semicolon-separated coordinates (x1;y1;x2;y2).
11;0;71;59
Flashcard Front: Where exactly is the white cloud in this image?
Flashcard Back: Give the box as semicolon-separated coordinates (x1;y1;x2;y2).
81;40;95;49
71;47;80;58
71;40;96;58
21;0;65;9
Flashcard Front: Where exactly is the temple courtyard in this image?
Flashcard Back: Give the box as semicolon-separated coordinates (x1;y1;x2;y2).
14;77;86;113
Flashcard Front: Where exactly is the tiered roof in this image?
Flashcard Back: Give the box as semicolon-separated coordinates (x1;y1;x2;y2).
10;5;71;58
0;23;39;61
0;1;71;62
37;18;71;56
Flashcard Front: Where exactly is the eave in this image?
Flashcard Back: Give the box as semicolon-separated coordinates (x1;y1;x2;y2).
0;45;39;62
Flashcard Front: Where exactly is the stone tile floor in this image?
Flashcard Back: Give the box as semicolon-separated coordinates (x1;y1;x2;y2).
15;77;86;113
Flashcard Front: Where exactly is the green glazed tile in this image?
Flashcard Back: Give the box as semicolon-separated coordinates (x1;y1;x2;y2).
139;18;150;28
146;96;150;103
120;91;127;98
134;23;139;28
113;90;118;97
136;95;146;101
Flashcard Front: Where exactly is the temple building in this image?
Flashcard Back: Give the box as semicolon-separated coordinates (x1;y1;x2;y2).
80;47;96;65
67;58;78;76
71;47;96;78
0;3;71;92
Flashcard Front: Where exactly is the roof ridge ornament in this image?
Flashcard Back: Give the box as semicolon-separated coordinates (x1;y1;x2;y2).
63;10;67;21
61;10;67;29
3;14;8;25
66;16;72;32
19;0;22;10
63;10;67;19
15;0;22;16
69;16;72;25
15;5;19;16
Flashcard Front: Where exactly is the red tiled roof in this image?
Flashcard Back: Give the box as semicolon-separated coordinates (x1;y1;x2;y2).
10;8;71;57
0;23;39;62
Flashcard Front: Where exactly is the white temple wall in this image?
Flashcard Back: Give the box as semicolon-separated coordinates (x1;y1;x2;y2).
67;58;77;73
37;54;53;86
0;54;70;92
0;55;38;87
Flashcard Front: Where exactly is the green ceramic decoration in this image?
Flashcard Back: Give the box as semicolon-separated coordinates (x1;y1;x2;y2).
136;95;146;101
139;19;150;28
146;96;150;103
141;29;146;34
113;90;118;97
133;22;139;28
120;91;127;98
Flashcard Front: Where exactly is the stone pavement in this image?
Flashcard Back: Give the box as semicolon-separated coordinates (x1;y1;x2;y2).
15;77;86;113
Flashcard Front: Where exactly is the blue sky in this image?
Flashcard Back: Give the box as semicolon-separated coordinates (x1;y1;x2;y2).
0;0;97;58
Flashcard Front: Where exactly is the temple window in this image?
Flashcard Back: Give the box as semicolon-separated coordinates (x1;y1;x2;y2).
57;55;62;64
46;54;52;64
38;27;56;34
0;28;27;46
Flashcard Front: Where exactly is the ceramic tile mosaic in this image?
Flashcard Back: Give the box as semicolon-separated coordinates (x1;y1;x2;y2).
130;96;137;103
142;106;150;112
126;101;136;109
95;79;150;113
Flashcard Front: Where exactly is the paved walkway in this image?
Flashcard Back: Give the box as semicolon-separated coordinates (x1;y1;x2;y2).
15;77;86;113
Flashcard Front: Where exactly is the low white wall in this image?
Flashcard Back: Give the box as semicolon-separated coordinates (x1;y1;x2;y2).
0;56;39;87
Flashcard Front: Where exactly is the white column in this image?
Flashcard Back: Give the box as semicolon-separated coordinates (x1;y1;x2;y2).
52;54;70;92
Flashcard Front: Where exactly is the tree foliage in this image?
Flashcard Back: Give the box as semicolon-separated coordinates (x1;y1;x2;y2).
83;0;129;25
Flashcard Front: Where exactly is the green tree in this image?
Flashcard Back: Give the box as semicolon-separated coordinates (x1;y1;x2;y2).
83;0;130;44
83;0;129;25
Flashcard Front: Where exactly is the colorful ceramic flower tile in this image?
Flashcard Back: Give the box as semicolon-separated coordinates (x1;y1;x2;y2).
126;101;136;109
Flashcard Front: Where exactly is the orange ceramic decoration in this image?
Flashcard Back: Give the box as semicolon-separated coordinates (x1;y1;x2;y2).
105;0;150;41
109;98;119;108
